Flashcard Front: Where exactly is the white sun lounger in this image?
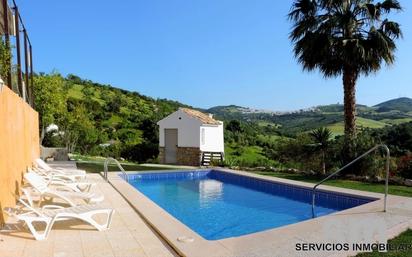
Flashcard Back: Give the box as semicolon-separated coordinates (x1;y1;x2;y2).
29;169;95;192
32;166;83;183
35;158;86;180
9;194;114;240
24;172;104;207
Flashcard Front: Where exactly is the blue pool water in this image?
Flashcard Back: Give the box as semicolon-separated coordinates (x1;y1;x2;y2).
127;170;374;240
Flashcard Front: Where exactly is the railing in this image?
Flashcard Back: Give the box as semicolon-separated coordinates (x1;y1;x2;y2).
103;157;129;182
1;0;35;106
201;151;224;166
311;144;390;218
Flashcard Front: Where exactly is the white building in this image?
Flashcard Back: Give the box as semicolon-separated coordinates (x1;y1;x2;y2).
157;108;224;166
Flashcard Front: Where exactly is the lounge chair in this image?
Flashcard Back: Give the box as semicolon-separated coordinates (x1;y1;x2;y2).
24;172;104;207
7;194;114;240
32;166;82;183
29;169;95;192
34;158;86;180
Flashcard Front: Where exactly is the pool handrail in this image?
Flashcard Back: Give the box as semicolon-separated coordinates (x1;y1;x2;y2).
311;144;390;218
104;157;129;182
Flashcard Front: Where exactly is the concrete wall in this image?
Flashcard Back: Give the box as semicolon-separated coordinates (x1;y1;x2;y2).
0;86;40;226
200;124;224;152
158;109;202;148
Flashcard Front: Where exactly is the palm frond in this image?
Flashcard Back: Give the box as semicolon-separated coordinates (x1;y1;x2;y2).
288;0;317;22
379;0;402;13
380;19;403;39
310;127;332;148
289;0;403;77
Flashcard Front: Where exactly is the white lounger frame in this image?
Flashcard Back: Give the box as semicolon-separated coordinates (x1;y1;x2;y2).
15;195;114;240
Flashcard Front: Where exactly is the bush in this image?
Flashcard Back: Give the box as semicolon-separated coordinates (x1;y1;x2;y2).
270;133;325;173
91;144;122;159
397;153;412;179
42;130;64;147
328;131;382;176
120;142;159;163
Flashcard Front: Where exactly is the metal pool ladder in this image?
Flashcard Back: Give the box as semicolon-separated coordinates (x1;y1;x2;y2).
103;157;129;182
311;144;390;218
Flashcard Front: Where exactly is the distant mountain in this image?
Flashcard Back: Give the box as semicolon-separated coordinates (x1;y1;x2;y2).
374;97;412;113
207;105;249;114
206;105;317;117
206;98;412;136
316;104;371;113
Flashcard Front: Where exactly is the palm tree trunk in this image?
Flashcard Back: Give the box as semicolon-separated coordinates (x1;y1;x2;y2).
343;68;358;162
321;150;326;175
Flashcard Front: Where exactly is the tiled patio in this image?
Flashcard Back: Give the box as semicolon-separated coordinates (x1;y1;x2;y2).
0;163;176;257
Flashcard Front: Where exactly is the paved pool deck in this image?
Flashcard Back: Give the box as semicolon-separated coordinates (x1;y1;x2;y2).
1;163;411;257
108;168;412;257
0;162;177;257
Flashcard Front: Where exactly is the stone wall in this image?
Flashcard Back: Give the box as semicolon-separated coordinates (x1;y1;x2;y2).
177;147;201;166
158;146;201;166
40;146;69;161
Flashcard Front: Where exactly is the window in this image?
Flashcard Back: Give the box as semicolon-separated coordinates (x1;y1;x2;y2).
201;128;205;145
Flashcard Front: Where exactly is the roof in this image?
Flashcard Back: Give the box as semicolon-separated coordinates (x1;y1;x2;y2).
180;108;220;125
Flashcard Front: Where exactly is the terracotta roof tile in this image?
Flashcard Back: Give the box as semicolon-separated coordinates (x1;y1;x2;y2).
180;108;220;125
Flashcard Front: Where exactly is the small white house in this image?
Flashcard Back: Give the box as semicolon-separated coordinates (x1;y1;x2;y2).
157;108;224;166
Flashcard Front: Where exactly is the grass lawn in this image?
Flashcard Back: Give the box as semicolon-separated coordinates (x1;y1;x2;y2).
356;229;412;257
77;162;175;173
256;171;412;198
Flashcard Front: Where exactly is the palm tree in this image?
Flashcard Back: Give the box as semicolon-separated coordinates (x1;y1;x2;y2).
289;0;402;158
310;127;332;174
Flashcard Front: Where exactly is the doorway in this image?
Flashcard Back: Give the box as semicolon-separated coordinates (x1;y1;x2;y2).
164;129;178;164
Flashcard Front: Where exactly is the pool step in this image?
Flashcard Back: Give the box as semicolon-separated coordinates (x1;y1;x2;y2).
201;152;224;166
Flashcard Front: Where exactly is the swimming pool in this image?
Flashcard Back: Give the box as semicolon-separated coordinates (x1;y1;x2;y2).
126;170;375;240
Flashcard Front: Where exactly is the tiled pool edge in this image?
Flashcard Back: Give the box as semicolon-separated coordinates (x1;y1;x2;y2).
124;169;377;216
107;170;232;257
108;169;412;257
216;168;381;201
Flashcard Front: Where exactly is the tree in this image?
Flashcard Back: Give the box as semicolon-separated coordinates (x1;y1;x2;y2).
59;104;98;153
226;120;243;133
33;73;67;143
310;127;332;174
289;0;402;158
0;39;11;82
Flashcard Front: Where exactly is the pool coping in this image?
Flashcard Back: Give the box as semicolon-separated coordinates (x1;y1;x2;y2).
107;168;412;257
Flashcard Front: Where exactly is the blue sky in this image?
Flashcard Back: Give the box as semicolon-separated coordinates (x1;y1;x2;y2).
18;0;412;111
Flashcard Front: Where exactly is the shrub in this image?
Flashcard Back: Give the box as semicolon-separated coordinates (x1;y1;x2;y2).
120;142;159;163
397;153;412;179
222;157;239;167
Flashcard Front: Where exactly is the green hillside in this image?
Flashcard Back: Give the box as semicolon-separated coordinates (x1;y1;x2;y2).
317;104;371;113
36;73;412;167
36;73;190;162
326;117;388;136
380;118;412;125
208;98;412;137
374;97;412;113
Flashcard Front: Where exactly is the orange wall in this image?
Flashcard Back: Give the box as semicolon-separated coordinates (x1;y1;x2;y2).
0;86;40;225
